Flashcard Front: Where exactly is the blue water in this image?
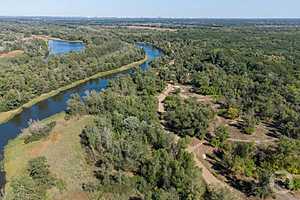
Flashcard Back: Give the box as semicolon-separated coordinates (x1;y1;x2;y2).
0;43;162;186
48;39;85;55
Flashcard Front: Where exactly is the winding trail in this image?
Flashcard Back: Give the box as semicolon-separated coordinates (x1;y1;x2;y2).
157;83;300;200
157;84;245;199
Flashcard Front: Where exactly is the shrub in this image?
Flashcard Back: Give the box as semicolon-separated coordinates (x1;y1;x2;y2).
242;114;257;135
226;107;239;119
287;177;300;191
210;125;229;148
24;120;56;144
28;156;55;188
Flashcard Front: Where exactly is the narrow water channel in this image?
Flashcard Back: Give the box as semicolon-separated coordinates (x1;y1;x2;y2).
0;43;163;187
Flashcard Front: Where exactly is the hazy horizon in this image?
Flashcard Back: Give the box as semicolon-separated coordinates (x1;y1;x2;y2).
0;0;300;18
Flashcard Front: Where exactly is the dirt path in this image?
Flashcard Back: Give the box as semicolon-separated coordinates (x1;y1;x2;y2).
227;138;277;144
157;84;245;199
157;83;178;113
186;140;224;186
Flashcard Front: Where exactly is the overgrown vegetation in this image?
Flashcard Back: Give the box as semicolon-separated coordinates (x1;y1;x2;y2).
66;71;207;199
163;95;214;138
10;157;61;200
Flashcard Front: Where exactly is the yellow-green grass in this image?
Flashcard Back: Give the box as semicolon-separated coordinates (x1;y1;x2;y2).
4;112;96;199
0;56;147;125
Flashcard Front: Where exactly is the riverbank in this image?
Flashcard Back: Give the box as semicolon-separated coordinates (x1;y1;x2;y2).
3;112;95;199
0;56;147;125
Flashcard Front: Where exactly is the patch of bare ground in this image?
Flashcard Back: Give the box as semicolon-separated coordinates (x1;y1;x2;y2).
157;83;179;113
0;50;24;58
227;122;278;144
55;191;89;200
21;34;54;42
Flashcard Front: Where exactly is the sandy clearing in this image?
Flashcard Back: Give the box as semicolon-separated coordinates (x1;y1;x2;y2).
0;50;24;58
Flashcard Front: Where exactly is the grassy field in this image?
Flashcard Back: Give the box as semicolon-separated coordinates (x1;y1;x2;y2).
4;113;96;200
0;55;147;125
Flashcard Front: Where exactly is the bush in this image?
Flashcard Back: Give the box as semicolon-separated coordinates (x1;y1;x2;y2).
24;120;56;144
287;177;300;191
28;156;55;188
242;114;257;135
226;107;239;119
210;125;229;148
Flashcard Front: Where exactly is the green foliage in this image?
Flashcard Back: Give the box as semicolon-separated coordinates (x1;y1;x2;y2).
287;177;300;191
254;170;273;199
28;156;55;188
241;113;257;135
226;107;239;120
0;24;144;112
164;96;214;138
260;138;300;174
75;74;206;198
222;143;256;177
131;27;300;139
10;157;58;200
210;125;229;148
66;94;86;117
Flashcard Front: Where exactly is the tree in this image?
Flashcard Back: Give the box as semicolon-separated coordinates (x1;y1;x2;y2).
254;170;273;199
66;94;86;117
28;156;55;188
164;97;214;138
241;113;257;135
226;107;239;120
211;125;229;148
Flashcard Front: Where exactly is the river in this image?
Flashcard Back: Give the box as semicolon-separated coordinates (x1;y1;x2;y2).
0;42;163;187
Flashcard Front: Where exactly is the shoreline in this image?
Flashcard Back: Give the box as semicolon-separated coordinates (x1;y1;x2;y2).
0;56;147;125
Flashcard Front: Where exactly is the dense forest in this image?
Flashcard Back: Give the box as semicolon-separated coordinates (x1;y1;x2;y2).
2;20;300;200
117;26;300;197
116;27;300;140
0;22;144;112
64;26;300;198
64;70;235;199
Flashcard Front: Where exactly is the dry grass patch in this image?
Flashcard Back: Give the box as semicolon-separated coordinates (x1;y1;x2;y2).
4;113;96;200
0;50;24;58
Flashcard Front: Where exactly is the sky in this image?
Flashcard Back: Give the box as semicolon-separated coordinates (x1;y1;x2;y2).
0;0;299;18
